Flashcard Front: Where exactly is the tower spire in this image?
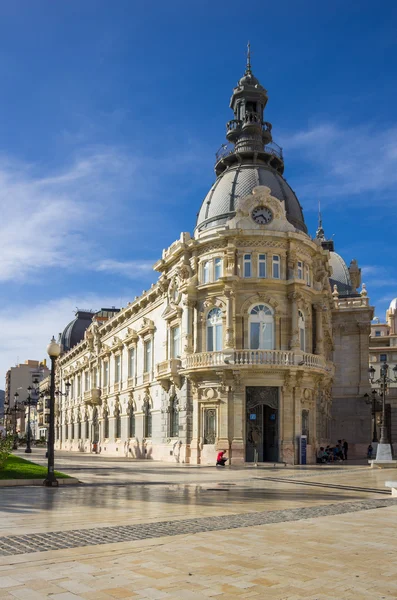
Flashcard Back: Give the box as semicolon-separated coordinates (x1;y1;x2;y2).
246;41;252;75
316;200;325;240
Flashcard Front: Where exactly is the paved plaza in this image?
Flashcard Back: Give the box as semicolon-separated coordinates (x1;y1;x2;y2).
0;453;396;599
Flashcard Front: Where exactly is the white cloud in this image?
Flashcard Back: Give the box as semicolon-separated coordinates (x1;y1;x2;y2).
96;259;155;278
0;148;136;282
281;122;397;202
0;295;123;385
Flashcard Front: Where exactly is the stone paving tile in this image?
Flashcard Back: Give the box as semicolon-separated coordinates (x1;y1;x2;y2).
1;497;396;557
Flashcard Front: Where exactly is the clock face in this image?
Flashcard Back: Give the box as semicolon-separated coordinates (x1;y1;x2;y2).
251;206;273;225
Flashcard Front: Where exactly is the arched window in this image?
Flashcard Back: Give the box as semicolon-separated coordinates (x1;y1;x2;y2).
207;308;223;351
249;305;274;350
144;403;152;438
170;396;179;438
115;408;121;439
103;411;109;439
129;405;135;438
298;310;305;352
85;415;89;439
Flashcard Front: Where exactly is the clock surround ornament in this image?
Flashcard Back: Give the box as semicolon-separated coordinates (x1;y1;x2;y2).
251;205;273;225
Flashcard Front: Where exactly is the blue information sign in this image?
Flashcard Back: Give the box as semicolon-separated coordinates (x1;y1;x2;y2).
300;435;307;465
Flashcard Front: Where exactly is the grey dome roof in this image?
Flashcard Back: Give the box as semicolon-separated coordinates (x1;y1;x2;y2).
60;310;94;353
196;164;307;233
329;252;353;296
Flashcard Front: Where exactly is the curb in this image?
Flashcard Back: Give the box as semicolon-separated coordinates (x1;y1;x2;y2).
0;477;81;487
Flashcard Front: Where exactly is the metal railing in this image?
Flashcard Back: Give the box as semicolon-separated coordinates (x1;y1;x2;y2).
215;141;283;163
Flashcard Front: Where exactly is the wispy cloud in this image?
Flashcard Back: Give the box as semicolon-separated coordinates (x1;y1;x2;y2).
281;122;397;202
0;148;135;282
96;259;155;278
0;295;122;382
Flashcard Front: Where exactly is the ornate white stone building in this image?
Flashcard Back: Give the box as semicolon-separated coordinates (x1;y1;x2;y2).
55;57;373;464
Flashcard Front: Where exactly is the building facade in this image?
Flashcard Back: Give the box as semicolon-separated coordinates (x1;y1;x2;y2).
368;300;397;447
4;360;49;437
55;58;372;464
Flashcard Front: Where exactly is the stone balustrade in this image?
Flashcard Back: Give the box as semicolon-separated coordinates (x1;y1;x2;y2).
183;350;326;371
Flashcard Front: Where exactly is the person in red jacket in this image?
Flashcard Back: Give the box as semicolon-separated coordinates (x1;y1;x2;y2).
216;449;228;467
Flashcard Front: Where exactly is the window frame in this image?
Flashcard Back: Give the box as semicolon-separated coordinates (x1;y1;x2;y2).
144;338;153;373
214;257;222;280
206;307;223;352
297;261;303;280
243;254;252;278
272;255;280;279
248;304;275;350
258;253;266;278
114;354;121;383
170;324;181;359
203;260;210;284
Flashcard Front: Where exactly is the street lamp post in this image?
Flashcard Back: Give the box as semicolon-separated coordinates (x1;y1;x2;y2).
24;378;39;454
11;392;21;450
43;336;61;487
364;389;379;443
368;361;397;463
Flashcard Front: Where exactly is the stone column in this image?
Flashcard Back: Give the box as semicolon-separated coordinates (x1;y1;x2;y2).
182;298;194;355
314;304;324;356
224;290;235;349
280;374;296;464
189;380;200;464
288;292;300;350
231;371;245;465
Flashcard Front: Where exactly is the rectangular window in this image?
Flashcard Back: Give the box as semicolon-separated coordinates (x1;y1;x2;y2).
258;254;266;278
77;375;81;397
243;254;252;278
70;380;74;399
128;348;135;378
375;331;381;337
380;353;387;362
115;355;121;383
144;339;152;373
305;265;311;286
92;367;97;388
103;362;109;387
171;325;181;359
214;258;222;280
203;261;210;283
84;371;90;392
272;255;280;279
297;261;303;279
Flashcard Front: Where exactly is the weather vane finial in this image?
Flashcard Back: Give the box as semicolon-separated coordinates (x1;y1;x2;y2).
246;41;252;74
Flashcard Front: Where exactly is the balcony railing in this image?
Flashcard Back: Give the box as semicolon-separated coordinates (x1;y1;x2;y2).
84;388;102;406
215;141;283;164
183;350;326;371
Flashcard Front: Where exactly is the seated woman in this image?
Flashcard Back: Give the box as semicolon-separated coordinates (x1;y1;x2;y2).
317;447;327;463
216;449;228;467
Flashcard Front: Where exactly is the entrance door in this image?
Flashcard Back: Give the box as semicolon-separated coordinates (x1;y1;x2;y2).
246;386;279;462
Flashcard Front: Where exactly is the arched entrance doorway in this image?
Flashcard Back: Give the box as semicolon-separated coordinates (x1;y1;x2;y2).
246;386;279;462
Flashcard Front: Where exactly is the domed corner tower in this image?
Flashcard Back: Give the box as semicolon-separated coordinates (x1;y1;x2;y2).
183;51;335;467
316;214;375;457
195;47;307;239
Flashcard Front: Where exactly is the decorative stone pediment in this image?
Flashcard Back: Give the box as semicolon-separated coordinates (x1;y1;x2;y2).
110;336;123;352
228;186;296;232
161;303;182;321
138;318;155;338
124;328;138;346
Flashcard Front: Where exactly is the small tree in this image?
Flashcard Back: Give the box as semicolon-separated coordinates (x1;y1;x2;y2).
0;433;13;469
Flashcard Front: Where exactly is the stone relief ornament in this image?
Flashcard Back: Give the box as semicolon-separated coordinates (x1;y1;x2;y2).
228;186;296;232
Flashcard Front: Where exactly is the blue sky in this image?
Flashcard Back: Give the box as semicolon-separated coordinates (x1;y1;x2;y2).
1;0;397;380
